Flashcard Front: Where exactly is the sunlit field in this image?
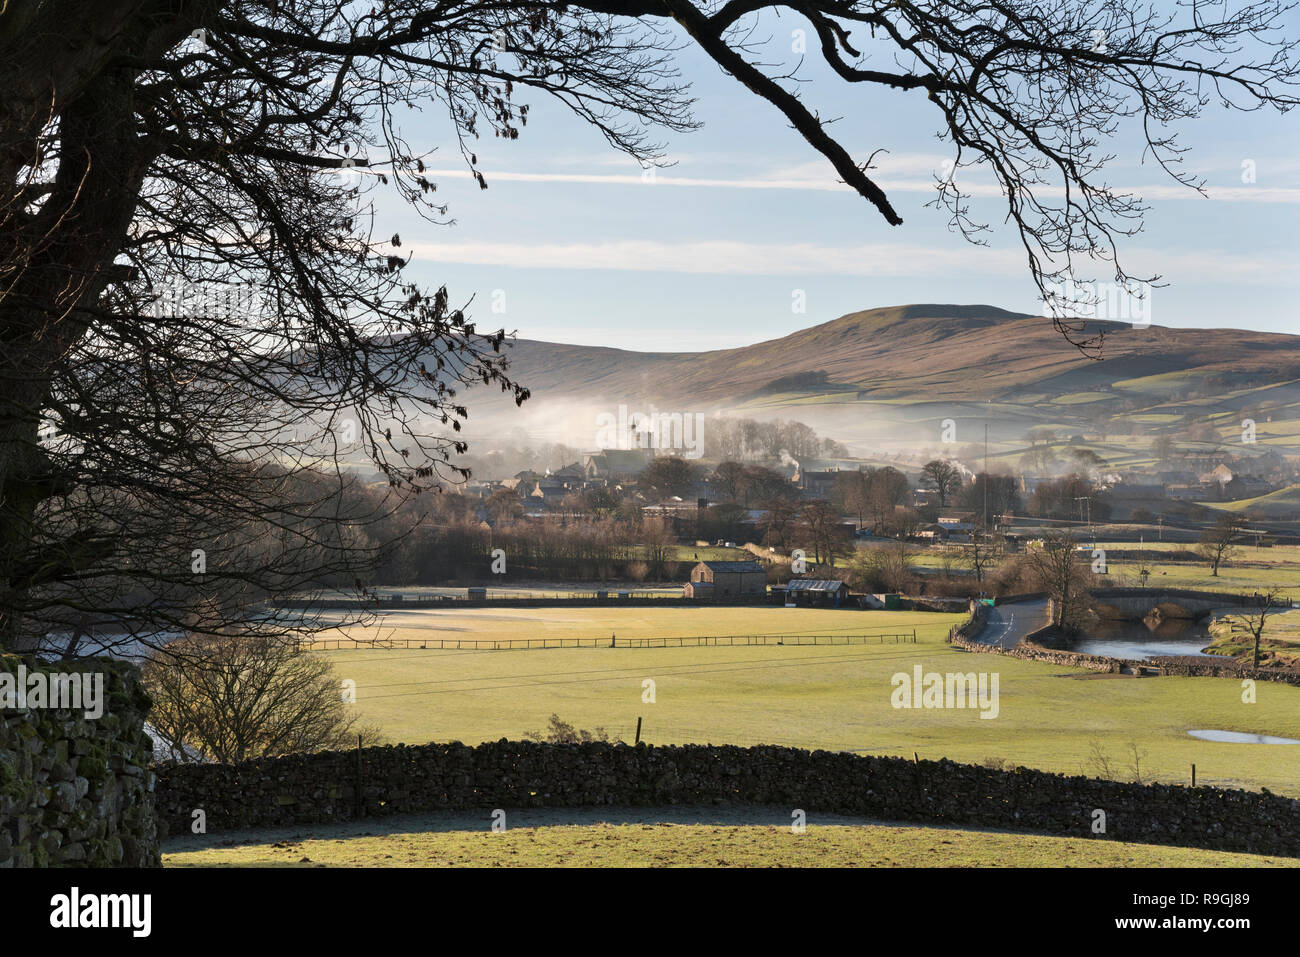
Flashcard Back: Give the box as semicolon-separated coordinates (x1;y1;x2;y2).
1087;542;1300;597
321;606;1300;797
306;605;937;647
901;541;1300;597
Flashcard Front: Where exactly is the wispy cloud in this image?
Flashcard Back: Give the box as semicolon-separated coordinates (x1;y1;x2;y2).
423;167;854;192
402;238;1024;276
399;236;1299;283
422;160;1300;203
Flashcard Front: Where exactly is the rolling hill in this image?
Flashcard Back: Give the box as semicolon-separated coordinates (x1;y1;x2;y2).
1209;484;1300;519
460;304;1300;458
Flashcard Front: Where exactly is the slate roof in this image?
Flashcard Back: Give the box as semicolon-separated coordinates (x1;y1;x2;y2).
697;561;764;573
780;579;849;592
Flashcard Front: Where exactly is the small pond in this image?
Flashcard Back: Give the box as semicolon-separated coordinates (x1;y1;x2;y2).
1187;729;1300;745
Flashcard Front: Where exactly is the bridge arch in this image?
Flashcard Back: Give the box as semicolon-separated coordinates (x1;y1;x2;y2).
1088;588;1269;622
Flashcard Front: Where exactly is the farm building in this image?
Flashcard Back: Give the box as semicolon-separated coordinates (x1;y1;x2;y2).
773;578;850;606
688;560;766;597
682;580;715;600
794;468;840;498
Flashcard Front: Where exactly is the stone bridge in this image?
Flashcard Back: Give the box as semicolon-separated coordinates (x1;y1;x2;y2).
1087;588;1274;622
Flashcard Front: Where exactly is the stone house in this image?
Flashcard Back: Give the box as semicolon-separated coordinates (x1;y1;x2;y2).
688;560;766;597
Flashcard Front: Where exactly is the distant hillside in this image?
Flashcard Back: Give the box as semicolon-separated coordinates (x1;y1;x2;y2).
492;304;1300;404
1211;485;1300;518
460;304;1300;456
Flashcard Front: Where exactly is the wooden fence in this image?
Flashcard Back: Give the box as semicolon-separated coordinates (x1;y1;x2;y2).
300;630;918;651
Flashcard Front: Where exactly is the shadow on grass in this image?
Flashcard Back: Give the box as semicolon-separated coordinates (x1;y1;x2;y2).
163;805;944;854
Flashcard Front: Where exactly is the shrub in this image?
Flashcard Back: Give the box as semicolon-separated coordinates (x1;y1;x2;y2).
524;714;622;744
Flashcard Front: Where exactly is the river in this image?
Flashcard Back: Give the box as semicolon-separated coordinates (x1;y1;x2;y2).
1057;616;1216;660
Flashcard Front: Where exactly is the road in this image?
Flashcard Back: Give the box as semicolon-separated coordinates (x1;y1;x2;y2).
973;599;1049;648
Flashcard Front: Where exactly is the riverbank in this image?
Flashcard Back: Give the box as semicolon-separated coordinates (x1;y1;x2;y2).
1206;608;1300;669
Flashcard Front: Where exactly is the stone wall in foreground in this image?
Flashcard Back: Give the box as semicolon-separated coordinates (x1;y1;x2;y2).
156;739;1300;858
0;654;159;867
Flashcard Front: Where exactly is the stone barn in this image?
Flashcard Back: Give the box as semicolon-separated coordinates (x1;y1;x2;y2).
682;580;715;600
689;560;766;598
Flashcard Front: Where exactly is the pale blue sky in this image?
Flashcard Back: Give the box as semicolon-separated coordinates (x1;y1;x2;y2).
373;9;1300;352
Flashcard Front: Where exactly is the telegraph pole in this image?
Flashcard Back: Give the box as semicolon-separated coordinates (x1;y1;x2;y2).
1072;495;1094;545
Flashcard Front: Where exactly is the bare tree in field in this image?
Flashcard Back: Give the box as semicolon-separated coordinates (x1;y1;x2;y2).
1022;531;1093;630
710;462;747;504
1226;586;1286;670
758;499;801;548
921;460;962;511
854;540;914;593
3;0;1298;654
639;516;678;580
800;499;846;565
142;631;384;763
965;530;1002;587
1197;514;1248;577
866;467;911;535
833;470;872;531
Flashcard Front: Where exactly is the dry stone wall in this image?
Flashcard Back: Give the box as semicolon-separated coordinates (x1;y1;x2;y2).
0;654;159;867
156;738;1300;857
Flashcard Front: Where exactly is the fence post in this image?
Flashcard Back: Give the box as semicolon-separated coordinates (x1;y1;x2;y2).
635;716;642;745
1191;763;1196;787
355;733;363;817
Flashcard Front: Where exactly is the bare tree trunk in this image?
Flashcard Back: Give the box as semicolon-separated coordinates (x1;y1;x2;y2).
0;75;151;649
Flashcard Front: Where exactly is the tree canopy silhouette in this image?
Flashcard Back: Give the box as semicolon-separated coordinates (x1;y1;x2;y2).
2;0;1296;652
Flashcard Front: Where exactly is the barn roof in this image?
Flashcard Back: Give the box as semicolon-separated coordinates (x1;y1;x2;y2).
780;579;849;592
697;560;764;573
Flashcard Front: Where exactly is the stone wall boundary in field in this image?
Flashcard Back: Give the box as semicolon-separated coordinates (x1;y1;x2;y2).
155;739;1300;858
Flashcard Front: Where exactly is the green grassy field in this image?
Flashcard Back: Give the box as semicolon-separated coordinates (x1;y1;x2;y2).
323;605;925;648
663;545;752;562
161;807;1300;867
898;540;1300;595
1207;609;1300;667
1103;561;1300;596
326;606;1300;796
1079;542;1300;596
1208;484;1300;518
